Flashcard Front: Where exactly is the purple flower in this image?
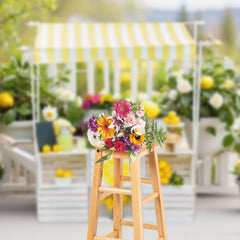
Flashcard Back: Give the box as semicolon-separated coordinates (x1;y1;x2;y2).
125;145;130;152
125;135;131;146
82;100;91;109
132;144;141;153
88;116;99;132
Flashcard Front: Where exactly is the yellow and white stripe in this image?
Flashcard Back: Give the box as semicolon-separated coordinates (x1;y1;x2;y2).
34;23;196;64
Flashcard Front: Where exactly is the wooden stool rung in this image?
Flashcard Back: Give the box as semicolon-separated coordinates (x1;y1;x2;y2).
99;192;112;201
120;176;152;184
94;236;126;240
120;220;158;231
99;186;132;195
142;192;159;205
105;230;117;237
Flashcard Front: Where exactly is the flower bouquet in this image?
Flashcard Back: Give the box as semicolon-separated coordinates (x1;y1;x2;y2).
87;100;166;163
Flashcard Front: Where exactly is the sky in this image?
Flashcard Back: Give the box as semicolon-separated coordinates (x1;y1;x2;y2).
141;0;240;10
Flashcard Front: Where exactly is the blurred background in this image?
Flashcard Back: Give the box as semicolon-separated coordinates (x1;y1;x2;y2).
1;1;240;240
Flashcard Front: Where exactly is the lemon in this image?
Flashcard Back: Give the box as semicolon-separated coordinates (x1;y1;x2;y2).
168;111;177;119
163;117;170;124
161;177;169;185
42;145;51;153
159;160;167;170
235;161;240;169
63;169;73;178
170;116;180;125
0;92;14;108
52;144;61;152
200;76;214;90
55;168;64;178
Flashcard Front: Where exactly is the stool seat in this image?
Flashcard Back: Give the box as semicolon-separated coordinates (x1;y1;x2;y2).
87;145;168;240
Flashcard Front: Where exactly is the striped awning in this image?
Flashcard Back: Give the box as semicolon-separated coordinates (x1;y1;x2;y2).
33;23;196;64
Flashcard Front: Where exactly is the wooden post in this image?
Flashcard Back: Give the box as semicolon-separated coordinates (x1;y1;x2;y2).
113;158;123;238
87;150;104;240
148;147;168;240
130;156;144;240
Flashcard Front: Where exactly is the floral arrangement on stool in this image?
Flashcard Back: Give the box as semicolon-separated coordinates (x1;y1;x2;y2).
87;99;166;162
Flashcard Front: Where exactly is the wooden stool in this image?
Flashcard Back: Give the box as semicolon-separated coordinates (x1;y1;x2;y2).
87;145;168;240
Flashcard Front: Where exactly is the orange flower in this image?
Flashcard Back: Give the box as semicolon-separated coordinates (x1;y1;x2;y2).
97;115;115;139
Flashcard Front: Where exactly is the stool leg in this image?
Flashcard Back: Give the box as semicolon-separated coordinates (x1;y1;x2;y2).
87;150;104;240
130;156;144;240
149;147;168;240
113;158;123;238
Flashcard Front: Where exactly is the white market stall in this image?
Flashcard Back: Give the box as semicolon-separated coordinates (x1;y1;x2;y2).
23;21;203;222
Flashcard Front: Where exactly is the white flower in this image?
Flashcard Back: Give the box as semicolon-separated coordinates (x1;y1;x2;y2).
131;125;145;135
173;70;183;79
177;79;192;93
75;96;82;107
55;87;65;98
138;93;148;101
42;106;58;121
168;89;178;100
209;93;223;109
60;90;75;102
87;129;103;146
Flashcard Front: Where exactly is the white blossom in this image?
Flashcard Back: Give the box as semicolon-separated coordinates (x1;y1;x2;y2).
87;129;103;146
42;106;58;121
209;93;223;109
168;89;178;100
177;79;192;94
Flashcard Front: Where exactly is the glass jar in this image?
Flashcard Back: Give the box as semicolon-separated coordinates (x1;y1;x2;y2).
58;126;73;152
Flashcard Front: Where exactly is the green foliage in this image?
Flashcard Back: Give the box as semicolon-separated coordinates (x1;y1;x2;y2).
0;56;70;125
0;164;4;179
0;0;57;61
169;172;183;187
206;126;216;136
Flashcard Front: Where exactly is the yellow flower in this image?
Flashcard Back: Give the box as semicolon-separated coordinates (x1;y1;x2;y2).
200;76;214;90
225;79;234;89
100;94;114;104
120;73;131;84
120;60;131;70
97;61;104;69
142;100;161;118
129;133;146;145
97;115;115;139
0;92;14;108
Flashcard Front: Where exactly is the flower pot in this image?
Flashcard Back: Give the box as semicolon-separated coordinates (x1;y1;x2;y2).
84;109;110;120
184;117;227;158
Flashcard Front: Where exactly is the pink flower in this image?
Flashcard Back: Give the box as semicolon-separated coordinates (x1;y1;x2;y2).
136;110;145;117
90;95;101;105
113;100;132;119
137;119;146;128
125;113;137;127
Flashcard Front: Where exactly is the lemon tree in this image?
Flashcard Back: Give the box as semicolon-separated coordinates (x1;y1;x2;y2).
0;57;70;125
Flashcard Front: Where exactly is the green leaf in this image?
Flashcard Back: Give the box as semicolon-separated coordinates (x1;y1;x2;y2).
223;134;234;148
99;146;110;152
129;151;137;162
180;95;191;107
206;126;217;136
3;108;16;125
234;143;240;153
95;152;112;164
17;103;31;116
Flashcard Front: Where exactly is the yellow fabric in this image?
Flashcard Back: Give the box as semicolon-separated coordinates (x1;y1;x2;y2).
34;22;196;64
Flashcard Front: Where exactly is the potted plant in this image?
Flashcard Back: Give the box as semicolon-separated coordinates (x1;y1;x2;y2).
0;56;70;140
82;93;114;120
161;54;240;157
0;164;4;185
